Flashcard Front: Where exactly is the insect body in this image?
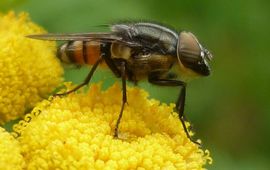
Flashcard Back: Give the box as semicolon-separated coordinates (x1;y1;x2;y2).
28;22;213;145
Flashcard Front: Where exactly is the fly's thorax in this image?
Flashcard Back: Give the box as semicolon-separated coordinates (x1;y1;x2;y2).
110;43;131;60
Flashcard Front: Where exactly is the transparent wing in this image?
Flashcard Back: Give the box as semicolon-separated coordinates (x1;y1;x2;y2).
26;32;141;47
27;32;117;41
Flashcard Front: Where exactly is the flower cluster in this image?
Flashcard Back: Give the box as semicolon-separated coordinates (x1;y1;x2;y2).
0;11;63;124
1;11;212;170
0;127;25;170
14;83;212;169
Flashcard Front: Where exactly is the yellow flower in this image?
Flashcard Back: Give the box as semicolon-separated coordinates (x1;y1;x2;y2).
0;11;63;124
0;127;25;170
14;83;212;169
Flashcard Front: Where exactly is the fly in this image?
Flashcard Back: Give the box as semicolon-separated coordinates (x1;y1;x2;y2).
27;22;213;145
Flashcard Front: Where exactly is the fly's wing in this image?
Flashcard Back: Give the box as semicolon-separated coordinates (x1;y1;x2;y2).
27;32;141;47
27;32;117;41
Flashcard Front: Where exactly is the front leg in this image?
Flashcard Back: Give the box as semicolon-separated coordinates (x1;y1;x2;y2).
148;76;200;145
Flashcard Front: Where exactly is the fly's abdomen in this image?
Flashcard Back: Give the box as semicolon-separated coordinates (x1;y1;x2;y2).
58;41;101;65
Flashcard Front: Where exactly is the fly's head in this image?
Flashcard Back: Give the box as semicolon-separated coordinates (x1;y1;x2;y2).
176;31;213;77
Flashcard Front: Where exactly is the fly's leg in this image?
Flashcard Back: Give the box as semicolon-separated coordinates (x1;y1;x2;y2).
114;61;127;138
54;57;103;97
176;86;200;145
148;77;201;146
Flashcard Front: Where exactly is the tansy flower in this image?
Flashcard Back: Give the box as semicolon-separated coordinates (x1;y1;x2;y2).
13;83;212;170
0;11;63;124
0;127;25;169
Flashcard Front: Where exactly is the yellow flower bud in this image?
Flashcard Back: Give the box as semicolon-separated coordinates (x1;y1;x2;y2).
0;127;25;169
0;11;63;124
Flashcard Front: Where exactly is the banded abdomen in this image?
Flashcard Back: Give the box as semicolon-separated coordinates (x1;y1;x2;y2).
58;41;103;66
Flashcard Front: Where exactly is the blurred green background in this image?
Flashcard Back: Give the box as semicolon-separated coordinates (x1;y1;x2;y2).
2;0;270;169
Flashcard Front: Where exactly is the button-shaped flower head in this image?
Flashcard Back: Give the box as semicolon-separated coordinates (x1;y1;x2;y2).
0;12;63;124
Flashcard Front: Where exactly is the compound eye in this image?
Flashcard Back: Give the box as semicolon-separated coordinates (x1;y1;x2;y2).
178;32;201;62
177;32;210;76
